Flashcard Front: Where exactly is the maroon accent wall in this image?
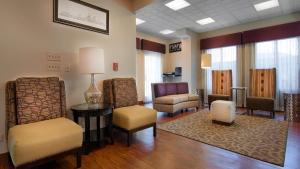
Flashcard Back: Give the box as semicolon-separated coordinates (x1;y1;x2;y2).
200;33;242;50
141;39;166;54
243;21;300;43
136;38;141;49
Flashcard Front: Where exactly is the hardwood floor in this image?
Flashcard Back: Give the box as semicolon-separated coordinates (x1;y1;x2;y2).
1;107;300;169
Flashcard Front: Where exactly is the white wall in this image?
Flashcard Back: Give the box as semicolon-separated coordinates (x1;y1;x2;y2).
0;0;136;154
166;30;200;93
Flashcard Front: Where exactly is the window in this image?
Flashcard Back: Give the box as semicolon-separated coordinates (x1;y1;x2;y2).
255;37;300;109
205;46;237;96
144;51;162;103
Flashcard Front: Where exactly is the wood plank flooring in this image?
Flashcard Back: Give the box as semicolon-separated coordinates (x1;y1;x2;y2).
1;108;299;169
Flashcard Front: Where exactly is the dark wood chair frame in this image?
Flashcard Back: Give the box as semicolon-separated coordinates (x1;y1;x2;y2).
114;122;156;146
9;147;81;169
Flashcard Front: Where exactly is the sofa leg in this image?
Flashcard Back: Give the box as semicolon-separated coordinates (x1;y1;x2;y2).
168;113;174;117
153;124;156;137
127;132;132;147
271;111;275;119
76;149;81;168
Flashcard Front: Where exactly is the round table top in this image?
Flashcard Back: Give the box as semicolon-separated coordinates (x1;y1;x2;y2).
71;103;112;111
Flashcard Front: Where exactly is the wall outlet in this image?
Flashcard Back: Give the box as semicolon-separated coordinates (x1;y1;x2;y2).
47;62;61;72
0;133;4;142
47;53;61;62
65;64;71;72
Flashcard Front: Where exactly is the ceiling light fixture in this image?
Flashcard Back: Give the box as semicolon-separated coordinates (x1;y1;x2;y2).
160;29;174;35
136;18;145;25
254;0;279;11
165;0;190;11
196;18;215;25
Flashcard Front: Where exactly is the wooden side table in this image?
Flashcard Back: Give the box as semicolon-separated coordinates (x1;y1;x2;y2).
71;103;113;155
231;87;247;108
196;89;205;108
284;93;300;122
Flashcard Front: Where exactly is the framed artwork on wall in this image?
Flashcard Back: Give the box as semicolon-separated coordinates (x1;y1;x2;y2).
53;0;109;34
169;42;182;53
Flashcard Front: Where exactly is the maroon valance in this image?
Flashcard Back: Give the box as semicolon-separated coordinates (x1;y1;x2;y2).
141;39;166;54
136;38;141;49
243;21;300;44
200;33;242;50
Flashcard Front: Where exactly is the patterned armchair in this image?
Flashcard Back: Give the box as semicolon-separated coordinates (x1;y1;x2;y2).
6;77;83;169
247;68;276;118
208;70;233;109
103;78;157;146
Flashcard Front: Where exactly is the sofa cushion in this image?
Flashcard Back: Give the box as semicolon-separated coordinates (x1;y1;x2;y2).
176;83;189;94
166;83;177;95
8;117;83;167
155;94;189;105
188;94;199;101
15;77;62;124
113;105;157;130
154;83;167;97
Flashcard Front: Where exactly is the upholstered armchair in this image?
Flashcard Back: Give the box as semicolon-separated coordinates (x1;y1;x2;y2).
247;68;276;118
208;70;233;109
6;77;83;169
103;78;157;146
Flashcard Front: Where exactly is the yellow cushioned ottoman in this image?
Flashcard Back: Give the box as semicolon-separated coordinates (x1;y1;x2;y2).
8;117;83;167
113;105;157;130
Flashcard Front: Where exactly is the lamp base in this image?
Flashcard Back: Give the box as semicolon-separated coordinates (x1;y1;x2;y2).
84;74;101;105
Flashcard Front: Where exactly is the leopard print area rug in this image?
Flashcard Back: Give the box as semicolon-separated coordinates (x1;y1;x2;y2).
158;110;288;166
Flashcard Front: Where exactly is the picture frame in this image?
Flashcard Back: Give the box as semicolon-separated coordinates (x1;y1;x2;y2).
53;0;109;34
169;42;182;53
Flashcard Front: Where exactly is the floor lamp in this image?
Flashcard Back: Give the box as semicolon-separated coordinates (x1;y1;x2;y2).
201;53;212;106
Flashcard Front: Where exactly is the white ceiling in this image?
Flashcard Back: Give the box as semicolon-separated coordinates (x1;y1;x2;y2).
136;0;300;39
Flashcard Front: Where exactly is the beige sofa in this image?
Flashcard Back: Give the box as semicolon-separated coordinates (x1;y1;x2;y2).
152;82;199;116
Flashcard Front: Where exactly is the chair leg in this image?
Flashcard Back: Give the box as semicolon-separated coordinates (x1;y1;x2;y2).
76;149;81;168
153;124;157;137
246;108;249;115
251;109;254;116
127;132;132;147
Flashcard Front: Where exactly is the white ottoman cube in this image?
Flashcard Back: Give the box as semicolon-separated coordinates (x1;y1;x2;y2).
211;100;236;125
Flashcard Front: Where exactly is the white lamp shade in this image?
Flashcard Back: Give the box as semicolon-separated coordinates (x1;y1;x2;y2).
201;53;211;69
79;47;105;74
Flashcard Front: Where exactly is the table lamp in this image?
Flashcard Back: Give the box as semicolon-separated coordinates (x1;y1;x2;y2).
79;47;105;105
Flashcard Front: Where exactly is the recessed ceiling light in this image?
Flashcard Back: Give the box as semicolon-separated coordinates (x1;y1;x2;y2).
254;0;279;11
165;0;190;11
136;18;145;25
196;18;215;25
160;29;174;35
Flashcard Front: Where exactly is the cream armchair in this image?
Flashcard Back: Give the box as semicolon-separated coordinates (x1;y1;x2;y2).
103;78;157;146
6;77;83;169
